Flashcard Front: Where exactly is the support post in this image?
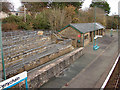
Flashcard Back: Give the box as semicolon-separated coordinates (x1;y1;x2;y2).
25;78;28;90
0;2;6;80
93;6;96;50
117;25;118;33
83;34;84;47
110;28;113;37
24;5;26;22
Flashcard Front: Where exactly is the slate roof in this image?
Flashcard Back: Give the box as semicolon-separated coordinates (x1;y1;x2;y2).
58;23;105;34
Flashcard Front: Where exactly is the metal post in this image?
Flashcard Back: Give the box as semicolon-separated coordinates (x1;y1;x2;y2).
110;28;113;37
117;25;118;33
25;78;28;90
111;16;114;36
93;6;96;50
24;5;26;22
0;2;6;80
117;15;119;32
83;34;84;47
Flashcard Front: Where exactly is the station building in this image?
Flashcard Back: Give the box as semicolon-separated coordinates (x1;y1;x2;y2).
58;23;105;48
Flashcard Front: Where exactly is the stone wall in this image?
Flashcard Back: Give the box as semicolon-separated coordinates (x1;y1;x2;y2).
58;27;105;48
24;47;83;88
5;44;74;77
59;27;82;48
59;27;81;39
0;37;51;71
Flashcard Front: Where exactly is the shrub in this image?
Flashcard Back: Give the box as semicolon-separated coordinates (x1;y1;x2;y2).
2;23;18;31
18;22;33;30
32;12;50;29
3;15;22;24
3;15;34;30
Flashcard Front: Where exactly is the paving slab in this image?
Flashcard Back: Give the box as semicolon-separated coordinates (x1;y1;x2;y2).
41;31;118;88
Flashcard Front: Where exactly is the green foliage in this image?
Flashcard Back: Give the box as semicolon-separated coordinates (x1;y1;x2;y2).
3;15;22;24
2;1;116;31
26;15;33;23
17;22;32;30
90;2;110;14
24;2;83;13
17;15;33;30
50;2;83;9
24;2;48;12
3;15;33;30
2;23;18;31
32;12;50;29
106;16;118;29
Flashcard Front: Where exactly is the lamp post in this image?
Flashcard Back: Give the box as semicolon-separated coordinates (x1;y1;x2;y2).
117;15;119;33
110;28;113;37
117;25;118;32
93;6;96;50
110;15;115;37
0;2;6;80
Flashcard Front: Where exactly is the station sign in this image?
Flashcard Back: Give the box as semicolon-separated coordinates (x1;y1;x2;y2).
0;71;28;89
94;35;102;39
78;35;81;37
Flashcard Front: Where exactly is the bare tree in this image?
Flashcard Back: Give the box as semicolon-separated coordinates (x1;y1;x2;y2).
2;2;14;13
77;7;106;26
47;8;66;31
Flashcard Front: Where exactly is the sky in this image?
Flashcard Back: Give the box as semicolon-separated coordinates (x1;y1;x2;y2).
82;0;120;15
10;0;120;15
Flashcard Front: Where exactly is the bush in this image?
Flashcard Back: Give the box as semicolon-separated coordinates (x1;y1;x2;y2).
18;22;33;30
3;15;33;30
2;13;50;30
106;16;118;29
2;23;18;31
3;15;22;24
18;15;33;30
32;12;50;29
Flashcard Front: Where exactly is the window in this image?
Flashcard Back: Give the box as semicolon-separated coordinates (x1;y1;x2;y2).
84;34;88;40
16;13;18;16
77;40;80;43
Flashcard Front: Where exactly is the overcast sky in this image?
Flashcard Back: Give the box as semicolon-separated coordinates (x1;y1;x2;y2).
10;0;120;15
82;0;120;15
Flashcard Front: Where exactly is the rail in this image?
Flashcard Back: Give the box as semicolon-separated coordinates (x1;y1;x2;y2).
101;53;120;89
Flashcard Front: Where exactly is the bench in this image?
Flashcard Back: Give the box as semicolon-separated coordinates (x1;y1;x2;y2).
93;45;99;50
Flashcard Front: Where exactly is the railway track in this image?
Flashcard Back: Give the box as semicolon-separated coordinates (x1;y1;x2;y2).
101;53;120;89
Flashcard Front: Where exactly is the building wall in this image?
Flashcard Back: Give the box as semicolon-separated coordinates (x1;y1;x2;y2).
103;29;105;35
90;31;95;42
59;27;81;39
83;32;90;47
82;29;105;46
0;11;9;19
59;27;82;48
22;48;83;88
58;26;105;48
10;12;24;17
